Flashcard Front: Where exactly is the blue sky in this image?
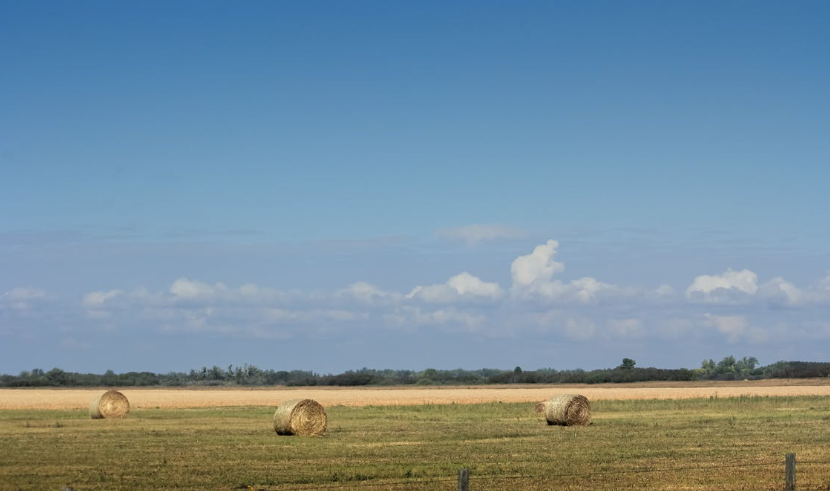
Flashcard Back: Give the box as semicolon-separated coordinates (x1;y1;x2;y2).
2;1;829;374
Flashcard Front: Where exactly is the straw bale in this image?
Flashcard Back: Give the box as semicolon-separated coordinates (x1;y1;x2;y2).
89;390;130;419
544;394;591;426
273;399;327;436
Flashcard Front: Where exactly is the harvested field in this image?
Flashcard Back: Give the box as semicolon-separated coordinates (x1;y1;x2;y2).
2;396;830;490
2;379;830;409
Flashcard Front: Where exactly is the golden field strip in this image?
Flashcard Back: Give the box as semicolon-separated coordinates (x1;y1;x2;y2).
2;379;830;409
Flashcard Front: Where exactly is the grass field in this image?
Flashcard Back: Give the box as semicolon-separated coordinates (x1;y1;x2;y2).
1;395;830;490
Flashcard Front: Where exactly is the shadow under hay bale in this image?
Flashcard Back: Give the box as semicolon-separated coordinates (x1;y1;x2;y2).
273;399;327;436
544;394;591;426
89;390;130;419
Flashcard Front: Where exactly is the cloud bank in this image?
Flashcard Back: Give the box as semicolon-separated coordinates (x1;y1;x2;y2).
5;240;830;350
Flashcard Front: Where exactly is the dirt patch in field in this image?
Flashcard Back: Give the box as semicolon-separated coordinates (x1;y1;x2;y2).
2;379;829;410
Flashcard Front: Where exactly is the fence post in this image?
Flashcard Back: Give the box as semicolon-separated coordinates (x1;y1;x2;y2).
785;453;796;491
458;468;469;491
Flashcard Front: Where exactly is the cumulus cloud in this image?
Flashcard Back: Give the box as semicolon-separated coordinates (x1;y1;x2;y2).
170;278;229;299
67;240;830;350
337;282;401;306
437;224;525;245
530;277;627;304
83;290;122;308
758;277;804;306
509;240;631;304
511;239;565;289
686;269;758;302
408;272;503;303
686;270;830;307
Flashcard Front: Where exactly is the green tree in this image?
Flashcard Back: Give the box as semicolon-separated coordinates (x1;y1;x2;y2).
617;358;636;370
102;369;117;386
46;368;68;386
716;356;737;374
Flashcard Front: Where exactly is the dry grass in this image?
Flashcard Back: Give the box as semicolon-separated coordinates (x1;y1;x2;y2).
2;379;830;409
1;396;830;490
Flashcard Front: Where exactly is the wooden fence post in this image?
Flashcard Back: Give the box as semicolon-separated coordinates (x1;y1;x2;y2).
786;453;796;491
458;468;469;491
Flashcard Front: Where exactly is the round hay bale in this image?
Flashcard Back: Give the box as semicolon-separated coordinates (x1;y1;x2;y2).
89;390;130;419
273;399;327;436
544;394;591;426
534;402;546;413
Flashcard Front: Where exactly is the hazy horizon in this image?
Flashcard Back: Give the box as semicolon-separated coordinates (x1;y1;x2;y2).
2;1;829;374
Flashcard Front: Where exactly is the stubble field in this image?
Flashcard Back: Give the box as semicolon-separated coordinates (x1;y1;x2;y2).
2;379;830;409
1;381;829;491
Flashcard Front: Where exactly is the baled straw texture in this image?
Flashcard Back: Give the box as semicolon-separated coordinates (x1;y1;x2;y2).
89;390;130;419
273;399;327;436
544;394;591;426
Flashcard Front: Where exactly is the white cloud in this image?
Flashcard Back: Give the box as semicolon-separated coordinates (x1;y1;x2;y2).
170;278;229;299
1;287;46;310
703;313;748;343
447;272;502;297
338;282;401;306
758;277;804;306
83;290;122;308
533;277;619;304
66;242;830;350
511;239;565;289
686;269;758;302
570;277;614;303
653;284;676;297
437;224;524;245
408;272;503;303
384;306;487;332
509;240;638;304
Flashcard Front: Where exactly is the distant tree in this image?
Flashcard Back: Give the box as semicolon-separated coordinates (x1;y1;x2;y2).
46;368;68;386
208;366;223;381
617;358;636;370
716;356;737;375
102;369;117;386
736;356;758;372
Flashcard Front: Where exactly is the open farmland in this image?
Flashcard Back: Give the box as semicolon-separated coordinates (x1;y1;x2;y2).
2;379;830;409
1;382;830;490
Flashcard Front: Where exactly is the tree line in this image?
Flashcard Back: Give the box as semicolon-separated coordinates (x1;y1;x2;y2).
1;357;829;388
